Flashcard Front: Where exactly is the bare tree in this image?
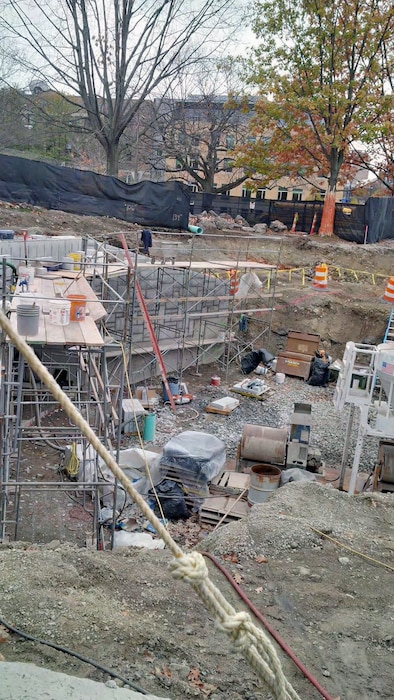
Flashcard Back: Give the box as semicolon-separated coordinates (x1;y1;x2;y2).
149;62;253;193
0;0;240;175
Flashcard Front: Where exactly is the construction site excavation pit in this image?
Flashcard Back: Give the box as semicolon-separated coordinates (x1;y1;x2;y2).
0;205;393;700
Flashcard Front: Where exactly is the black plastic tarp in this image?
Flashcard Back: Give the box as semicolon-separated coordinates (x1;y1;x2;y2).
0;154;190;229
365;197;394;243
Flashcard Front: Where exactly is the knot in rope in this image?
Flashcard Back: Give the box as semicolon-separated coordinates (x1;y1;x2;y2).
170;552;208;583
219;611;253;650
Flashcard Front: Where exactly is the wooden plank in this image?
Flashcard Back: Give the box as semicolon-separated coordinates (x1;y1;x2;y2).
137;260;276;271
219;472;250;489
63;320;86;345
43;316;66;345
200;496;249;524
78;317;104;347
61;276;107;322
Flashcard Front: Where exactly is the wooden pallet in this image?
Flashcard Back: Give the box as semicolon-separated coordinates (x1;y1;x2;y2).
210;470;250;496
200;496;249;525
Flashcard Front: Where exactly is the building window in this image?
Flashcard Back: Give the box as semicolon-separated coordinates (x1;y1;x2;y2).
292;188;303;201
175;159;182;170
223;158;234;172
256;188;266;200
242;187;252;198
247;136;256;144
187;183;198;193
188;155;199;170
226;134;235;149
278;187;288;201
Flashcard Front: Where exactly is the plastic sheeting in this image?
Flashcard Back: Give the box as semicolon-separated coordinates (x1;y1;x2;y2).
0;154;190;229
365;197;394;243
160;431;226;505
161;431;225;479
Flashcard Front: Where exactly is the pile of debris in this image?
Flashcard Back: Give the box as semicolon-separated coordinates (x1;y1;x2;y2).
189;210;288;235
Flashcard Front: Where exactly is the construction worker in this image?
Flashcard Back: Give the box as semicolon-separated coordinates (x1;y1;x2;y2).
140;228;152;256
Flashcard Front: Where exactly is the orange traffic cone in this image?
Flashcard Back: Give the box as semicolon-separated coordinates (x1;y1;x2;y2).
382;277;394;303
312;263;328;290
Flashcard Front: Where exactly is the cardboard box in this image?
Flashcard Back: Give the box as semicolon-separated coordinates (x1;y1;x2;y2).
276;352;312;381
135;387;159;409
285;331;320;356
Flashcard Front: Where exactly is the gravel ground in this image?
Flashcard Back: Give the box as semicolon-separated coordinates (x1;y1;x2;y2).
1;483;393;700
149;369;380;476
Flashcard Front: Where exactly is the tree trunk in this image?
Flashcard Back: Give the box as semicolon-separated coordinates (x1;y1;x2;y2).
106;142;120;176
318;188;336;236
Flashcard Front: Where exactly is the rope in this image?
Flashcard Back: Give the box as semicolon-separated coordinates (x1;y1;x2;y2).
0;310;300;700
308;525;394;573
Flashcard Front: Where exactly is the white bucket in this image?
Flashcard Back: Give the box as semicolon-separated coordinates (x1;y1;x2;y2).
274;372;285;384
62;257;75;270
48;299;71;326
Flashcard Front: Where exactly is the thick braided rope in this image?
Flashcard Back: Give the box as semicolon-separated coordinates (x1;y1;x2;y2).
171;553;299;700
0;311;300;700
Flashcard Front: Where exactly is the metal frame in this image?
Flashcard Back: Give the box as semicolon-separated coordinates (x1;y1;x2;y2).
0;231;281;544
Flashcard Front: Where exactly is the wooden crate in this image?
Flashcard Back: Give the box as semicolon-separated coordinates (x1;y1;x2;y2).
210;471;250;496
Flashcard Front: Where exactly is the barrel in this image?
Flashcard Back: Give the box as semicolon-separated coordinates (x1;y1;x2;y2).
248;464;281;505
241;425;288;465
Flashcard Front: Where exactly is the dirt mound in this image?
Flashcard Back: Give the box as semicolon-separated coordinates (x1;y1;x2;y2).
1;484;393;700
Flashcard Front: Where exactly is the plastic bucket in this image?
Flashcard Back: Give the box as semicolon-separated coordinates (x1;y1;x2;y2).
67;294;87;322
62;257;75;270
274;372;285;384
68;252;82;270
143;413;156;442
17;304;40;336
210;375;221;386
162;377;179;401
49;299;71;326
248;464;281;505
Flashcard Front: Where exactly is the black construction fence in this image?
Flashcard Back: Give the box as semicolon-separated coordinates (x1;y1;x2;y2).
0;153;392;242
0;154;190;230
190;191;394;244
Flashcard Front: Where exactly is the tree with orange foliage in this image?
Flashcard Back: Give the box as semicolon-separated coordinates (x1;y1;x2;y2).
240;0;394;235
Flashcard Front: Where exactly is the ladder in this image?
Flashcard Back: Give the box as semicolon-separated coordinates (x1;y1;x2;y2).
383;308;394;343
119;234;176;411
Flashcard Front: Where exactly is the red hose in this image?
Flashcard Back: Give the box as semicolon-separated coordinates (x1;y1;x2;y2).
201;551;339;700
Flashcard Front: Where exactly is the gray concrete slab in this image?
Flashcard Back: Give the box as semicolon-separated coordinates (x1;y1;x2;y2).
0;662;171;700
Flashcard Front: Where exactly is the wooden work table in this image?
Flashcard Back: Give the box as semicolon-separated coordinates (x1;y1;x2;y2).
9;274;106;347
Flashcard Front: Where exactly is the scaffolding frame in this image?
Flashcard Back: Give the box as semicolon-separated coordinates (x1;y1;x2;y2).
0;231;281;544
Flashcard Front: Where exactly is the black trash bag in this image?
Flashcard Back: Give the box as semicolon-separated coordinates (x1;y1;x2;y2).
260;348;275;366
149;479;191;520
307;356;330;386
241;348;275;375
